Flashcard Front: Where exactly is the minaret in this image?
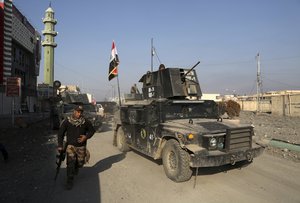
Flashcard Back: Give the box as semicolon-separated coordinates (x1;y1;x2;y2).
42;3;57;86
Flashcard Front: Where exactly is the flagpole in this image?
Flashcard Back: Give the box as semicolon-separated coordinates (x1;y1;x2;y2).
116;75;121;107
109;40;121;106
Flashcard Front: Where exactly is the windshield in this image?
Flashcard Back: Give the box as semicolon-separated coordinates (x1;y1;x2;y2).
63;104;76;113
63;104;97;113
163;100;218;120
83;104;97;112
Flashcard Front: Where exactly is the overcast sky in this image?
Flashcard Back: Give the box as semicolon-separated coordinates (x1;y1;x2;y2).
14;0;300;100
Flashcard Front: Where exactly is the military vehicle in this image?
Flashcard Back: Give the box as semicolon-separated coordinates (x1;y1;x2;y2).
113;62;264;182
52;90;103;131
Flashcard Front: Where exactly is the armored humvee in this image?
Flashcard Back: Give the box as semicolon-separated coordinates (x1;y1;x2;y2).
52;91;103;131
113;62;264;182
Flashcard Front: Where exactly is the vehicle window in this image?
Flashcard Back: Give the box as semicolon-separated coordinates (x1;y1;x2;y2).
64;104;76;113
83;104;96;112
164;102;217;120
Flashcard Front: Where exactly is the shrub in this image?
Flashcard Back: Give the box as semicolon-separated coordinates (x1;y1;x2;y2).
226;100;241;118
217;101;226;116
217;100;241;119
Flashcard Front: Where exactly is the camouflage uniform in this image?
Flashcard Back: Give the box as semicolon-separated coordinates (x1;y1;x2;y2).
66;145;89;180
58;110;95;189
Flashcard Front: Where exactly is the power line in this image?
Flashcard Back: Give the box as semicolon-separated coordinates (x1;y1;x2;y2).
203;59;254;66
249;79;257;95
263;55;300;62
199;55;300;67
153;47;162;65
263;76;300;89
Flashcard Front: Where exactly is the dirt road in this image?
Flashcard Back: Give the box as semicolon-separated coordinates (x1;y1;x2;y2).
1;117;299;203
49;123;300;203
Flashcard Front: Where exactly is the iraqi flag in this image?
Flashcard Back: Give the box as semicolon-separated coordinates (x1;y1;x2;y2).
108;41;119;81
0;0;4;9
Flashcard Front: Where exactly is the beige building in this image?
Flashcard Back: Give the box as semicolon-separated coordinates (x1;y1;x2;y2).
237;90;300;117
201;93;222;102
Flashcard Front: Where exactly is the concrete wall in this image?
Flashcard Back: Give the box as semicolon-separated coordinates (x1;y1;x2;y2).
26;96;37;113
289;94;300;116
238;100;271;113
1;85;35;114
271;96;283;115
0;91;21;115
238;100;256;112
271;94;300;116
238;94;300;117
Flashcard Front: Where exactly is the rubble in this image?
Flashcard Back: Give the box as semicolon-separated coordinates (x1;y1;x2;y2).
239;111;300;162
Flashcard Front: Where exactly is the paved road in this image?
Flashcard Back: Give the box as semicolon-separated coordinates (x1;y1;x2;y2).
50;123;300;203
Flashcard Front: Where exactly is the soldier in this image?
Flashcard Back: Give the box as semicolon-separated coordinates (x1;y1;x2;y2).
130;83;140;94
158;64;165;70
57;105;95;190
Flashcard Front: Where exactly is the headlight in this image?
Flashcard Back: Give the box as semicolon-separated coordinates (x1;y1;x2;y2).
209;137;217;148
187;133;194;140
217;137;225;149
217;142;224;149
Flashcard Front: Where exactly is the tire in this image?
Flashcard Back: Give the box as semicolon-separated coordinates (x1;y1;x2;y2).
162;139;192;182
116;126;130;152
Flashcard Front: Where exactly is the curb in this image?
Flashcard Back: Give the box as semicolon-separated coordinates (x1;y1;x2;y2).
255;138;300;153
0;113;50;129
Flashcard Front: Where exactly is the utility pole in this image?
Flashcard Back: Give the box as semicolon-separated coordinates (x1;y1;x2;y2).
256;52;262;113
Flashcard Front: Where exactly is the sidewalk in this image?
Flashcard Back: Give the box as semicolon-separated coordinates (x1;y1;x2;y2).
0;115;56;202
0;112;50;128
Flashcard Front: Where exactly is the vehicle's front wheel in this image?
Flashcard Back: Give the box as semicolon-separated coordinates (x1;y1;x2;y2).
116;126;130;152
162;139;192;182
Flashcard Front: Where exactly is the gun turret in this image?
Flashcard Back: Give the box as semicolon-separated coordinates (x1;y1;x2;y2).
181;61;200;80
139;62;202;100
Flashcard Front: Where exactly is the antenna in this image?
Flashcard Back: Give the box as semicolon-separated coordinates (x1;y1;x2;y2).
150;38;162;71
151;38;154;72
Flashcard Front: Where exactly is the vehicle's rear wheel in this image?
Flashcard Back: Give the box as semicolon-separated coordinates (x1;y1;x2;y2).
116;126;130;152
162;139;192;182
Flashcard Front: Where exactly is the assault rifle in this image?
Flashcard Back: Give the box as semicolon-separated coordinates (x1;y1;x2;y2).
54;142;67;181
